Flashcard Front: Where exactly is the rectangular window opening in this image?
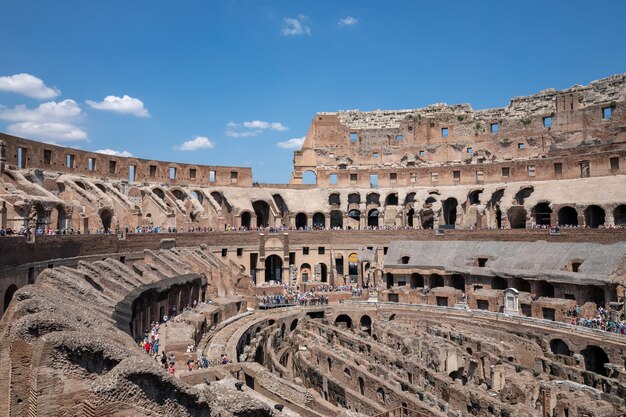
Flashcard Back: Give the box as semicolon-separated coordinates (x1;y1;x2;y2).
149;165;157;177
610;157;619;172
453;170;461;180
490;123;499;134
518;143;525;150
329;174;338;185
395;135;403;141
370;174;378;188
554;162;562;175
543;116;552;128
303;247;309;255
390;172;397;183
318;247;325;255
419;150;425;156
349;132;358;143
527;165;536;177
43;149;52;165
169;167;177;179
17;147;26;168
502;167;510;177
350;173;357;183
66;154;75;168
209;170;216;182
109;160;117;174
236;248;243;257
190;168;197;179
467;147;473;154
441;127;449;138
602;107;612;120
410;172;417;183
88;157;96;172
579;161;590;178
129;165;136;183
221;248;227;257
373;152;379;158
230;171;237;183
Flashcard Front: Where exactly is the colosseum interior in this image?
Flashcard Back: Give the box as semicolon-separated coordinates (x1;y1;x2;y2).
1;74;626;417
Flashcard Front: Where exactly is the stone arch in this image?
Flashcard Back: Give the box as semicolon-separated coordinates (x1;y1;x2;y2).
335;314;352;329
4;284;18;311
300;263;311;282
366;193;380;205
550;339;572;356
319;263;328;282
385;193;398;206
508;206;527;229
56;205;71;231
468;189;483;205
264;254;283;283
290;319;298;332
367;209;379;227
584;205;605;228
377;388;385;404
515;186;534;205
532;202;552;226
614;205;626;226
190;190;204;204
430;274;444;288
492;276;508;290
302;170;317;185
404;192;416;205
153;187;165;200
558;206;578;226
410;273;424;289
421;209;434;229
451;274;465;291
330;210;343;228
94;183;107;193
442;198;458;225
328;193;341;206
536;280;554;298
359;315;372;335
581;345;609;376
99;208;114;232
241;211;252;229
295;212;308;229
253;201;271;227
348;193;361;205
171;189;186;201
312;212;325;228
347;210;360;229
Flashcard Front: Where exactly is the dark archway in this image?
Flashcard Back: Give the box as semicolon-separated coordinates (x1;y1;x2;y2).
513;278;531;293
295;213;307;229
582;345;609;376
386;273;394;289
442;198;458;226
492;276;508;290
300;263;311;282
367;209;379;227
508;206;527;229
451;274;465;291
588;285;605;307
550;339;571;356
614;205;626;226
406;208;415;227
558;206;578;226
190;190;204;204
335;314;352;329
536;280;554;298
172;189;186;200
56;205;70;231
264;255;283;283
153;187;165;200
584;205;605;228
319;263;328;283
290;319;298;332
366;193;380;205
360;315;372;335
241;211;251;229
329;193;340;206
4;284;18;311
385;193;398;206
253;201;270;228
100;209;113;232
410;273;424;289
358;377;365;396
330;210;343;228
348;193;361;205
532;202;552;226
313;212;325;228
469;190;483;205
430;274;444;288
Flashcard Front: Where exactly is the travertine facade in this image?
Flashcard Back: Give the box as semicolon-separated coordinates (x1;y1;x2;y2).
1;74;625;417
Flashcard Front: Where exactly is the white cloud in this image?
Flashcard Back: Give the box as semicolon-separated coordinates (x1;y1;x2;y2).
85;95;149;117
94;148;134;157
8;122;87;142
338;16;358;27
276;136;305;149
0;99;82;122
175;136;215;151
281;15;311;36
0;73;60;99
227;120;288;137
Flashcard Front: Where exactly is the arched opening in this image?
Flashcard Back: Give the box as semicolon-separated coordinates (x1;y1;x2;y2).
495;206;503;229
385;193;398;206
442;198;458;226
313;212;325;228
295;213;308;229
508;206;527;229
302;170;317;185
153;188;165;200
335;314;352;329
319;263;328;283
241;211;251;229
558;206;578;226
581;346;609;376
377;388;385;404
190;190;204;204
584;205;605;228
347;210;360;229
4;284;18;311
264;255;283;283
515;187;534;205
56;205;70;231
421;209;434;229
329;193;340;206
358;377;365;396
75;180;86;190
290;319;298;332
532;202;552;226
330;210;343;228
536;280;554;298
348;253;359;277
588;285;606;307
272;194;289;220
406;208;415;227
367;209;379;227
430;274;444;288
30;203;51;228
300;263;311;282
550;339;571;356
172;189;186;201
491;276;508;290
359;315;372;335
348;193;361;205
401;256;410;264
100;209;113;232
386;273;394;289
404;192;416;205
95;183;106;193
614;205;626;226
366;193;380;205
451;274;465;291
513;278;531;293
468;190;483;205
410;273;424;289
253;201;270;228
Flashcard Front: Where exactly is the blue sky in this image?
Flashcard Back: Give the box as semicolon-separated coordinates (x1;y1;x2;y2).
1;0;625;183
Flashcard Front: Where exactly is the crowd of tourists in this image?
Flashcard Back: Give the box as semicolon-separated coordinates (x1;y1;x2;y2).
260;284;364;307
567;306;626;335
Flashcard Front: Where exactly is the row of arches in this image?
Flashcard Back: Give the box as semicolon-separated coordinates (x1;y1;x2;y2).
509;204;625;228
